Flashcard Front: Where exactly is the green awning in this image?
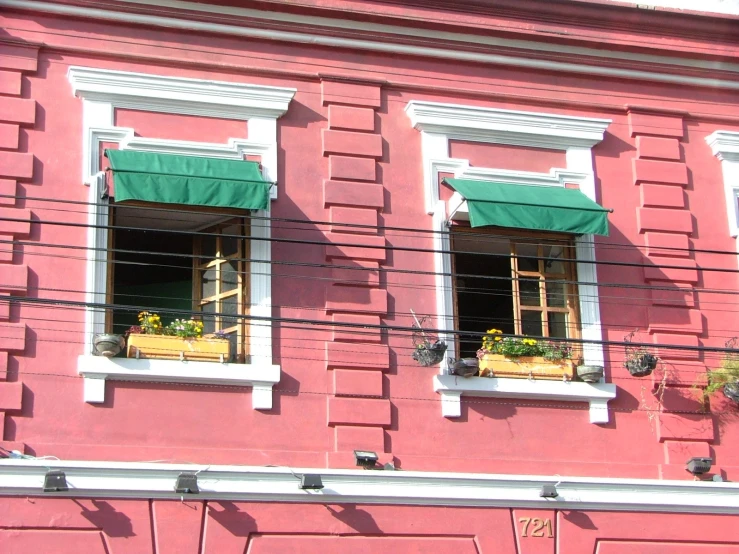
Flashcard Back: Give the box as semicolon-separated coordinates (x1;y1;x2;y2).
105;150;271;211
445;178;610;236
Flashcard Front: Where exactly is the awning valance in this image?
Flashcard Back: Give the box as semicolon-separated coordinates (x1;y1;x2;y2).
105;150;271;211
444;178;610;236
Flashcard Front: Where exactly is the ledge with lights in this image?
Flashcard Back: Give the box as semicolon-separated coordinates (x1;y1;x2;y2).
1;459;738;514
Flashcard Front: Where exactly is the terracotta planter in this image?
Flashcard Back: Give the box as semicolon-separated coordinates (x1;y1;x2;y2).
576;364;604;383
478;353;574;380
127;334;231;362
93;333;125;357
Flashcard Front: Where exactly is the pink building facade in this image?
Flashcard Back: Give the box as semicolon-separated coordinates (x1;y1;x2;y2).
1;0;739;551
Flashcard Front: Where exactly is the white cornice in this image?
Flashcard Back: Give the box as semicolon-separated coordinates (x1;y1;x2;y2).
1;459;738;513
406;101;612;149
706;130;739;162
4;0;739;91
68;66;296;120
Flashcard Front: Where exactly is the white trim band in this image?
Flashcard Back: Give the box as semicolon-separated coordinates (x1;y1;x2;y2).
1;459;738;514
68;66;296;120
77;355;281;410
434;375;617;424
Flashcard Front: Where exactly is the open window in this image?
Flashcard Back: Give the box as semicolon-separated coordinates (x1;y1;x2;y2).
103;149;269;364
110;206;250;362
452;228;580;358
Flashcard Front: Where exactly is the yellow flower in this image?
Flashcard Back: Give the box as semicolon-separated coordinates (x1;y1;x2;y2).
487;329;502;334
494;336;502;342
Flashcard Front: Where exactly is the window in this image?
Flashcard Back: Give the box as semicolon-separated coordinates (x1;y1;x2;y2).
70;66;294;408
452;228;580;359
110;205;250;363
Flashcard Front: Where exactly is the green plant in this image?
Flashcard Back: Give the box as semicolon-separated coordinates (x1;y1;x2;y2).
704;340;739;397
478;329;572;360
138;311;162;335
167;318;204;338
136;312;204;338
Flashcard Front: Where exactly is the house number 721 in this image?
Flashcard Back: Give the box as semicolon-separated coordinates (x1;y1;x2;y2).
518;517;553;538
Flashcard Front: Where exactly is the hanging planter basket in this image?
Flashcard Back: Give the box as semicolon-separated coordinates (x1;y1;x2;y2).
92;333;125;357
723;381;739;403
412;341;448;367
625;353;658;377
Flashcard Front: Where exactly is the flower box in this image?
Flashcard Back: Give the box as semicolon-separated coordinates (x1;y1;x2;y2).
127;334;231;362
478;353;574;380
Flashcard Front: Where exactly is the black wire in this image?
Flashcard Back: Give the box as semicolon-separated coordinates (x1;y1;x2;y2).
5;293;738;355
7;192;739;259
4;211;739;280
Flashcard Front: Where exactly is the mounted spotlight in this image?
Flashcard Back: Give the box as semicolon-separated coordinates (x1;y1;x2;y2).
686;457;713;476
299;474;324;490
354;450;379;469
539;485;558;498
43;470;68;492
174;472;199;494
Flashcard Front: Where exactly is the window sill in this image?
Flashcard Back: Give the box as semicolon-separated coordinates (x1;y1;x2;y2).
433;374;616;424
77;355;281;410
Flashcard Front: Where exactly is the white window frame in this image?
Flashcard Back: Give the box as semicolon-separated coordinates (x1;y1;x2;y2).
405;100;616;424
706;131;739;254
68;67;296;410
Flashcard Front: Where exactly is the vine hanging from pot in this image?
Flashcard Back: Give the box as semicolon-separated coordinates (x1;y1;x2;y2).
410;309;447;367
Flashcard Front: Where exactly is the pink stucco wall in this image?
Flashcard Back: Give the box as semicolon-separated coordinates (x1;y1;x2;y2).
1;0;739;550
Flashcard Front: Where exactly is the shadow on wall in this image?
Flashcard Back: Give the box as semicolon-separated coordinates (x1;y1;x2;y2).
326;504;383;533
74;499;135;538
207;501;257;537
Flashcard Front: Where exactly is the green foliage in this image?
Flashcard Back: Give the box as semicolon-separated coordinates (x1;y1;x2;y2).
705;356;739;396
479;329;572;360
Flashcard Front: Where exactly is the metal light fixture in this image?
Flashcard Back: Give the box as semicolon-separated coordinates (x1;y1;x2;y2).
686;457;713;476
174;472;199;494
43;470;68;492
539;485;558;498
354;450;379;468
299;474;324;490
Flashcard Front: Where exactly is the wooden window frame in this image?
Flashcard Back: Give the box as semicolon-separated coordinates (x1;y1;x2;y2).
193;218;250;363
107;206;251;363
451;226;581;357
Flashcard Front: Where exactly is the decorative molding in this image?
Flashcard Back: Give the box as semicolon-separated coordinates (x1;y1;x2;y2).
68;66;296;120
706;131;739;245
707;131;739;163
406;101;612;150
85;127;276;197
7;0;739;90
434;375;616;424
448;167;589;221
69;66;293;408
2;458;739;513
412;102;609;410
77;355;280;410
83;174;109;356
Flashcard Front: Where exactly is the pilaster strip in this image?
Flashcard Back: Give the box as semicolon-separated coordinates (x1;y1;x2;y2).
0;42;36;455
321;79;389;465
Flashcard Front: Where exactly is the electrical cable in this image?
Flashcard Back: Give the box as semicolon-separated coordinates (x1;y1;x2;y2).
6;192;739;258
